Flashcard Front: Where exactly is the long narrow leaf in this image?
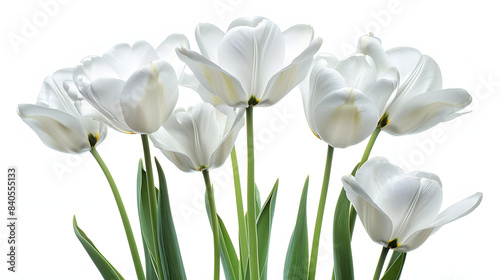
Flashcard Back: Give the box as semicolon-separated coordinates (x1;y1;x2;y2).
381;252;406;280
156;158;187;280
204;192;240;280
256;179;279;280
137;160;161;279
332;188;354;280
284;176;310;280
73;216;125;280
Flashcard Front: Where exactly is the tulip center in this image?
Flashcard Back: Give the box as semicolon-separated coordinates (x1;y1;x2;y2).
387;238;400;249
88;133;99;148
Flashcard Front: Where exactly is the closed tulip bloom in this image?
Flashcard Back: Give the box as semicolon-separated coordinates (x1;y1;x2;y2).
74;34;189;134
358;34;472;135
150;103;244;172
342;157;482;252
300;52;398;148
18;69;107;154
177;16;322;108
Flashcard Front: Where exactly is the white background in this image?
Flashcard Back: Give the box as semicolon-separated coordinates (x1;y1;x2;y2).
1;0;499;279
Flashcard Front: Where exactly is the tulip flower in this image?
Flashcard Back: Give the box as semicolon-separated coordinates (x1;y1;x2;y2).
73;34;189;134
358;34;472;135
18;68;107;154
342;157;482;252
150;102;244;172
177;16;322;108
300;53;398;148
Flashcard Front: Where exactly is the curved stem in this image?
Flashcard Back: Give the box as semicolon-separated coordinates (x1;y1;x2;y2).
141;134;158;235
373;247;389;280
203;170;220;280
246;106;260;280
308;145;334;280
90;148;145;280
230;146;249;272
360;127;381;167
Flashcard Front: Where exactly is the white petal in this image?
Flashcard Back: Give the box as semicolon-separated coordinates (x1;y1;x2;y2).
376;176;442;243
260;37;322;106
177;47;247;107
302;59;347;135
195;23;225;62
18;104;90;153
227;16;267;30
342;175;393;246
357;35;391;73
355;157;405;198
180;73;224;106
313;88;379;148
74;56;121;90
209;107;245;168
150;110;201;171
189;103;221;166
218;19;285;101
120;60;179;134
102;41;160;79
283;24;314;64
364;67;399;116
400;192;482;252
383;88;472;135
37;69;80;116
156;33;190;81
83;78;132;133
431;192;483;231
335;55;377;92
386;54;442;113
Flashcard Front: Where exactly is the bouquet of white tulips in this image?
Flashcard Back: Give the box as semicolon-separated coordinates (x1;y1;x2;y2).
18;16;482;280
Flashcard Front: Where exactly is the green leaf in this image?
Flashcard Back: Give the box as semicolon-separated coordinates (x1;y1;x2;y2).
381;252;406;280
204;192;240;280
143;238;158;280
284;176;309;280
137;160;161;279
332;188;354;280
73;216;125;280
256;179;279;280
156;158;187;280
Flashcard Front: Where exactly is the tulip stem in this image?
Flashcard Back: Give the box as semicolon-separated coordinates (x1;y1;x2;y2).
360;127;381;166
141;134;158;235
90;148;145;280
203;170;220;280
373;247;389;280
350;127;382;239
246;106;260;280
230;146;249;273
308;145;334;280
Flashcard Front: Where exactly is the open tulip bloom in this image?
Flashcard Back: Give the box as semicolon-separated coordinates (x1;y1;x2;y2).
342;157;482;252
18;68;107;154
17;16;485;280
177;16;322;108
73;34;188;134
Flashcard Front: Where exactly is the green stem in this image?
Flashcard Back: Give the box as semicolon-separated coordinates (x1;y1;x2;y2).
373;247;389;280
230;146;249;273
90;148;145;280
308;145;334;280
141;134;158;235
203;170;220;280
349;127;382;239
360;127;381;167
246;106;260;280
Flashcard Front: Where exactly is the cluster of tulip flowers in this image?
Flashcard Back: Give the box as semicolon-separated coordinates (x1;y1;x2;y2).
18;16;482;280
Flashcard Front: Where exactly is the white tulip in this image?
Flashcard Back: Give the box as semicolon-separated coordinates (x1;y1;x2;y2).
358;34;472;135
300;52;398;148
177;16;322;108
74;34;189;134
342;157;482;252
18;69;107;154
150;103;244;172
